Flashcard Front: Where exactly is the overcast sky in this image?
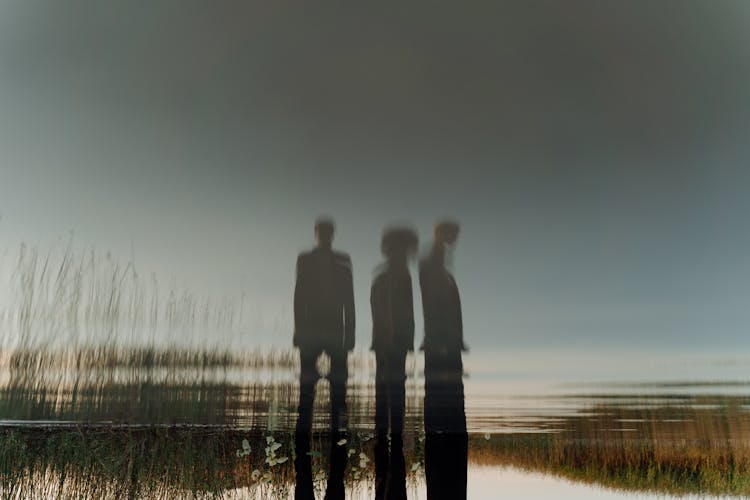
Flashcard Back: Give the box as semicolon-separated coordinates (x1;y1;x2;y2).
1;1;749;350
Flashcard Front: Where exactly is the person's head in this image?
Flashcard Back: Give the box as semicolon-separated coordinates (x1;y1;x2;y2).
434;219;460;246
381;227;418;263
314;217;335;248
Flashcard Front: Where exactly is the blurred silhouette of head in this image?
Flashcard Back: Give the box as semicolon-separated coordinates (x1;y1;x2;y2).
381;227;418;263
314;217;335;248
434;220;460;246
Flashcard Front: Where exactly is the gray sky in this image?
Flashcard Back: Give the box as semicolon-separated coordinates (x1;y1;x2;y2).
1;1;749;350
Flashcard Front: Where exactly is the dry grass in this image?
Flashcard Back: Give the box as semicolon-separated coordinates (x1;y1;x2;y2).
470;399;750;496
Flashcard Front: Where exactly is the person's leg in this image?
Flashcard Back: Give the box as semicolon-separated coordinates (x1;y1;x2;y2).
297;348;320;433
389;350;407;435
293;429;315;500
424;348;465;433
424;348;451;432
388;433;407;500
373;432;389;500
423;349;439;432
324;428;347;500
374;351;389;434
328;349;349;429
444;350;466;432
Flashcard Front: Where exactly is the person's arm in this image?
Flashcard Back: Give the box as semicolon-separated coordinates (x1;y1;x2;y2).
343;260;356;351
418;265;430;350
407;276;415;350
454;280;467;352
370;280;377;351
293;255;305;347
394;274;415;351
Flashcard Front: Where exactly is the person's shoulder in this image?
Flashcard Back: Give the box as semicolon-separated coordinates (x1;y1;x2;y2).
332;250;352;268
332;249;351;261
370;270;388;301
371;267;387;286
296;250;314;262
296;250;315;271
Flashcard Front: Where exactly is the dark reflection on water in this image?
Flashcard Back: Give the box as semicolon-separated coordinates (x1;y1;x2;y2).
1;358;750;498
425;433;467;500
294;428;347;500
422;348;468;500
374;434;407;500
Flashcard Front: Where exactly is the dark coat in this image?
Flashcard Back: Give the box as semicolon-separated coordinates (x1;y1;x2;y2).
293;247;355;351
419;253;463;353
370;265;414;354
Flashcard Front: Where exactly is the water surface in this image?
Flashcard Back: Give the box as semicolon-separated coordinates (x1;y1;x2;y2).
0;349;748;498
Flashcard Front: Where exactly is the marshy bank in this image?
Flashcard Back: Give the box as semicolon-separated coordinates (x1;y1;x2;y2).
1;403;749;498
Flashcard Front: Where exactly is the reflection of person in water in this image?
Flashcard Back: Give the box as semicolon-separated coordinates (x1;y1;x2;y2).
293;217;355;431
294;427;348;500
293;430;315;500
374;433;407;500
424;426;467;500
420;220;468;499
371;227;418;436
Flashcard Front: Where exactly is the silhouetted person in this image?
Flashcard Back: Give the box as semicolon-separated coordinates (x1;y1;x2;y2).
419;220;467;433
420;220;468;499
294;217;355;431
374;433;407;500
371;227;418;436
419;220;465;360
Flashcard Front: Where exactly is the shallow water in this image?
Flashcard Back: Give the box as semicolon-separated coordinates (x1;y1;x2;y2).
0;349;748;498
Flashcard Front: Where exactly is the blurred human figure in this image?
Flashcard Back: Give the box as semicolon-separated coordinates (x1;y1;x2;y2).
420;220;466;431
374;433;407;500
419;220;465;359
371;227;418;436
420;219;468;499
294;217;355;431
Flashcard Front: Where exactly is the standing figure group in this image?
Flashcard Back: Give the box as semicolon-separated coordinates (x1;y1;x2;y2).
293;216;467;499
